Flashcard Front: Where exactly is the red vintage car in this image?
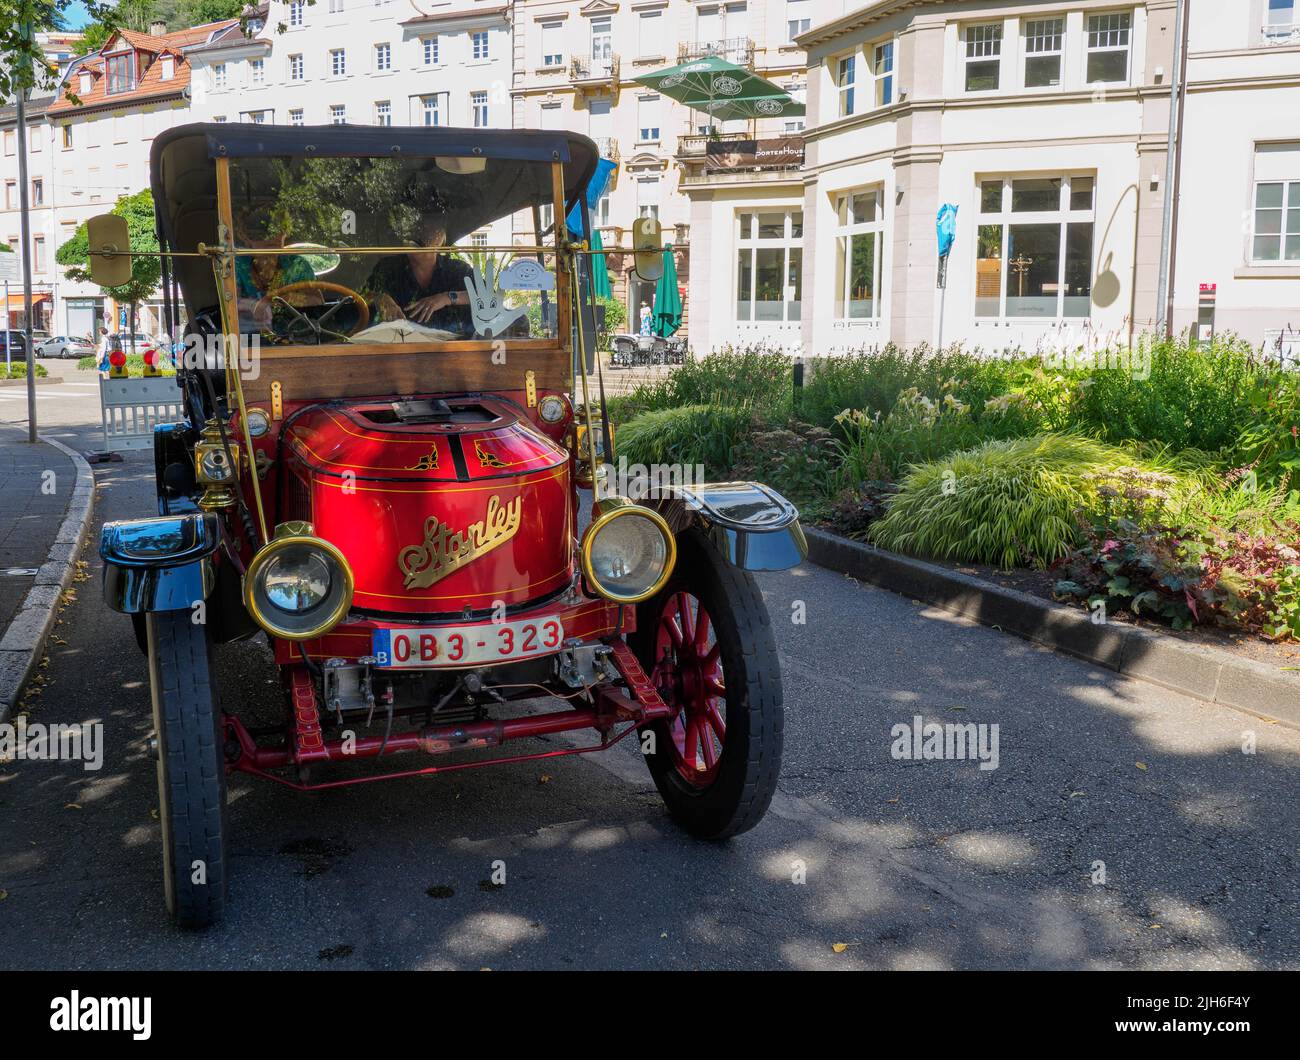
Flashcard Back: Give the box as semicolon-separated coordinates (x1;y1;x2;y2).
92;124;806;928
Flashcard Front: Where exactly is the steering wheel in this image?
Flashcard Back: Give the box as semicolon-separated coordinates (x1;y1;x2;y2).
263;280;370;344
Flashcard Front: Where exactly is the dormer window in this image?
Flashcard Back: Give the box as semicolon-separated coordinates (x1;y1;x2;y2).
78;71;92;95
106;51;137;94
160;55;175;81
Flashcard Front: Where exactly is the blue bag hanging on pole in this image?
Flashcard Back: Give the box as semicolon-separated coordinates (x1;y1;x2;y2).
935;203;958;290
566;158;618;239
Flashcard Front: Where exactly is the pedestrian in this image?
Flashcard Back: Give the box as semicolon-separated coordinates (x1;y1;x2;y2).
639;300;652;337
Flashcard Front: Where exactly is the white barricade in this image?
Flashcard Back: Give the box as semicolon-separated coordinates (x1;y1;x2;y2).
99;374;185;452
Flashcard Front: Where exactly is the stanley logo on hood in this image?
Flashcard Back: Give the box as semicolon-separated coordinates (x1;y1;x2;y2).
397;494;523;589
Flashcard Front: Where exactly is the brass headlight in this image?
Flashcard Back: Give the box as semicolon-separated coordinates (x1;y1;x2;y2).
579;499;676;603
243;522;354;640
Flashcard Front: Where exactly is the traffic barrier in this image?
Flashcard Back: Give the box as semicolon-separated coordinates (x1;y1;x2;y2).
99;373;183;452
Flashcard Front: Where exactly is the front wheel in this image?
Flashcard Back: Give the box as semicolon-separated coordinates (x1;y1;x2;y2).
146;609;228;929
631;531;784;839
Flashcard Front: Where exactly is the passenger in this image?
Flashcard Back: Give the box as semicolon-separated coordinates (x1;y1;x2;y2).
368;210;474;335
233;207;319;330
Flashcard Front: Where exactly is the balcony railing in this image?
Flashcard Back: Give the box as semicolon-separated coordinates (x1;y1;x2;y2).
678;37;755;67
676;131;804;176
571;53;620;82
593;136;620;161
1262;21;1300;45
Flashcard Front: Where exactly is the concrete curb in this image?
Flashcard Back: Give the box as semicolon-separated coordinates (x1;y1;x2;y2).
0;376;63;387
803;526;1300;730
0;435;96;723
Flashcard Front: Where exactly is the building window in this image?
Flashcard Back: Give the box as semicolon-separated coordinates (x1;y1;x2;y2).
638;95;661;141
1086;12;1131;84
736;210;803;323
1265;0;1298;44
329;0;344;12
542;20;564;65
965;24;1002;91
637;11;662;57
419;94;445;126
637;176;661;221
330;49;346;76
1251;143;1300;262
595;190;611;227
787;0;811;41
375;43;392;71
976;174;1095;319
160;55;174;81
834;189;883;320
289;54;303;80
106;52;136;94
4;182;14;209
375;100;392;126
212;115;227;124
1024;17;1064;88
214;63;227;89
243;110;271;124
33;236;45;272
289;109;304;125
872;41;894;106
61;125;72;149
31;178;43;205
472;31;489;61
289;1;305;27
422;36;439;65
330;104;347;124
470;232;488;248
836;53;856;117
472;91;489;128
250;58;265;85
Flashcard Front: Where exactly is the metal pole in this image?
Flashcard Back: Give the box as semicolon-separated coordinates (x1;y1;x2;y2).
4;279;9;372
1154;0;1187;335
16;19;37;442
1164;0;1192;340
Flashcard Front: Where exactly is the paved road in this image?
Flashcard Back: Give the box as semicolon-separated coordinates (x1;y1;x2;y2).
1;363;1298;970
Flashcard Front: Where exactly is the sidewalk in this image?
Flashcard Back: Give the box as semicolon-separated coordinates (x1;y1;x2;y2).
0;422;95;720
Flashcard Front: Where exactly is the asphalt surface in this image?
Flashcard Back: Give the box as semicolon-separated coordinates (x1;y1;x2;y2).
1;361;1298;970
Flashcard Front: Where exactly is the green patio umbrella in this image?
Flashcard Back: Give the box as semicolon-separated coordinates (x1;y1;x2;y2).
652;246;682;338
590;228;612;299
631;55;805;123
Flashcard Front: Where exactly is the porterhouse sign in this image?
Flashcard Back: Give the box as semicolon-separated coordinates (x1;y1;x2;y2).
398;495;523;589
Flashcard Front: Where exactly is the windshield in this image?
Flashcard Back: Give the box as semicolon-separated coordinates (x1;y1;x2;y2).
226;154;563;346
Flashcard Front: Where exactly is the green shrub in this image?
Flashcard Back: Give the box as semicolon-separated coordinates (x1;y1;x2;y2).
611;345;793;421
869;434;1147;568
615;403;754;477
2;361;48;379
731;420;840;510
76;353;175;376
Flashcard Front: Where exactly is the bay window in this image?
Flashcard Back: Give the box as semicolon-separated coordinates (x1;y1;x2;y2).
834;189;884;320
1023;17;1063;88
1086;12;1131;84
736;210;803;323
976;174;1095;319
964;24;1002;92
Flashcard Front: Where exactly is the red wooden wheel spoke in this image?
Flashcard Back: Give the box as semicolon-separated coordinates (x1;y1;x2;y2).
700;727;719;769
702;642;721;668
706;676;726;698
707;703;727;740
661;612;683;649
682;715;701;771
694;609;712;654
676;592;695;647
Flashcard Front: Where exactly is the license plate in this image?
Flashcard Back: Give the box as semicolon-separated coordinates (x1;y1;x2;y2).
371;615;565;669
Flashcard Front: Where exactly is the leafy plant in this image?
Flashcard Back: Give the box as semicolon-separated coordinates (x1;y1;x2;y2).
615;404;753;477
732;420;839;508
868;434;1145;568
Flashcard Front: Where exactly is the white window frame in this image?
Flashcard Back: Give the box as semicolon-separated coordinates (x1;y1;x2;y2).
637;11;663;58
419;93;446;127
330;48;346;77
375;42;392;72
249;58;265;86
289;1;305;28
871;40;894;107
472;31;489;61
834;188;884;321
637;94;661;142
786;0;811;43
375;100;392;126
471;90;489;128
636;176;661;221
1250;179;1300;264
974;173;1096;321
1023;16;1064;89
836;52;857;117
735;209;804;324
541;20;564;65
964;23;1003;93
422;36;439;66
288;53;304;81
289;109;304;126
214;63;227;89
330;104;347;124
1086;11;1132;85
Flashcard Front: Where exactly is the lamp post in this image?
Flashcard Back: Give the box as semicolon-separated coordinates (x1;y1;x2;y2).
15;18;38;443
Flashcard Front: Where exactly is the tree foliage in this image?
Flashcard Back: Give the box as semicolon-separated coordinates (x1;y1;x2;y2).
0;2;117;98
56;189;161;307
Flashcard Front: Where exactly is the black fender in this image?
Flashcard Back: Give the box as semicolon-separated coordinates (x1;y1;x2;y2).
100;513;221;615
154;421;199;516
646;481;807;572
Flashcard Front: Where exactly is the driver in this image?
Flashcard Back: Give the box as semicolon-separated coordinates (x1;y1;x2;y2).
233;206;319;332
368;208;474;335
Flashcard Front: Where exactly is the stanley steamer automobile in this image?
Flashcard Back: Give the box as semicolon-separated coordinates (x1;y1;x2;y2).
91;125;805;928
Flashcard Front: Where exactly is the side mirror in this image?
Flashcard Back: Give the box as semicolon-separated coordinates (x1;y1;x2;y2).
87;214;132;287
632;217;663;282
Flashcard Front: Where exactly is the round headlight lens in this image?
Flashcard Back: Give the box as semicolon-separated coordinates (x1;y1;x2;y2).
197;446;234;482
244;408;271;438
538;395;568;424
582;505;675;603
261;549;332;613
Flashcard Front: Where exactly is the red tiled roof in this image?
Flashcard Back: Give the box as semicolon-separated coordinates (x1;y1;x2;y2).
48;19;238;115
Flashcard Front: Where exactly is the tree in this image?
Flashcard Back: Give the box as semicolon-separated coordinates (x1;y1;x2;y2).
182;0;245;25
114;0;157;32
57;190;161;348
0;2;118;99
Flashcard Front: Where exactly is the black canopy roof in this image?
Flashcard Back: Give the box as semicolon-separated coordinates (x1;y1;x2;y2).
149;123;599;318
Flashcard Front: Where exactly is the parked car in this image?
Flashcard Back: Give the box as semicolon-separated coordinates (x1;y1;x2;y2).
94;122;807;928
36;334;96;359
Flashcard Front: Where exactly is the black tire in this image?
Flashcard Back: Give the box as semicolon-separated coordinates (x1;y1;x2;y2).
630;530;784;839
145;608;228;929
